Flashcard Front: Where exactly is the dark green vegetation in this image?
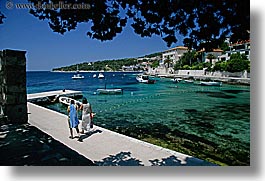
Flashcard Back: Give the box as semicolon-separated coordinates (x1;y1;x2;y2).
53;58;137;72
1;0;249;49
213;53;250;73
52;52;162;71
53;50;250;73
174;52;250;72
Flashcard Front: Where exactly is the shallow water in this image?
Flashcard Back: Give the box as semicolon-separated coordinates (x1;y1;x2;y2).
27;71;250;165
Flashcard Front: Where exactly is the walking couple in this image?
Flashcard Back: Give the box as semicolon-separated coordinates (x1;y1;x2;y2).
67;97;94;142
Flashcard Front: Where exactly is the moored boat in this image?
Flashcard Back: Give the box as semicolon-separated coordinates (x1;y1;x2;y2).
59;96;82;107
136;74;155;84
200;81;222;86
184;79;194;83
72;65;84;79
98;73;104;79
171;78;182;83
72;74;84;79
97;88;123;94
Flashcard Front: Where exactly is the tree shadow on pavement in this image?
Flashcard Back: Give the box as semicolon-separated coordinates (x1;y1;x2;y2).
149;155;218;166
94;151;144;166
0;123;95;166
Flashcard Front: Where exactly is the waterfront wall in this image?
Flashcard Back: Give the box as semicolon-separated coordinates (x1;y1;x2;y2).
205;70;250;78
0;49;28;124
148;66;250;79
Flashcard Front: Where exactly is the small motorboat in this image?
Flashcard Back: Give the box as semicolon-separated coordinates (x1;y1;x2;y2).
59;96;82;107
72;74;84;79
171;78;182;83
72;65;84;79
200;81;222;86
93;74;97;78
184;79;194;83
136;74;155;84
98;73;104;79
97;88;123;94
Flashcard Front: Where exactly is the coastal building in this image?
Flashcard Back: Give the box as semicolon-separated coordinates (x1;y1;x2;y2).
198;48;224;65
122;65;139;71
161;46;189;66
219;39;250;61
227;40;250;60
151;46;189;74
137;56;161;62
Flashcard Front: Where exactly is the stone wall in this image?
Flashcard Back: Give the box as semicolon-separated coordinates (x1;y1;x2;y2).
149;66;250;79
0;49;28;124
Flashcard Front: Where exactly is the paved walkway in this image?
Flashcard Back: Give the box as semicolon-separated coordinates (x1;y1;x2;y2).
27;90;82;102
27;102;216;166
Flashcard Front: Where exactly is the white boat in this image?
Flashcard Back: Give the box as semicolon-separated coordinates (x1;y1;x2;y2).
171;78;182;83
72;74;84;79
184;79;194;83
59;96;82;107
93;74;97;78
98;73;104;79
72;65;84;79
97;88;123;94
136;74;155;84
200;81;222;86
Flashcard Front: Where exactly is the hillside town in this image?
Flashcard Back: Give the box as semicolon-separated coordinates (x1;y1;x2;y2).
121;38;250;81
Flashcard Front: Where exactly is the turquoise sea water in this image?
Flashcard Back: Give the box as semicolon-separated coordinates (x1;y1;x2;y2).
27;71;250;165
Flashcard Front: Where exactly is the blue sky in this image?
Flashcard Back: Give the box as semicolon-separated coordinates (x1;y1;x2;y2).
0;0;185;71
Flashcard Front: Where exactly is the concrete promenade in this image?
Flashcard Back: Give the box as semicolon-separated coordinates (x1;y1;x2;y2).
27;90;82;103
27;99;216;166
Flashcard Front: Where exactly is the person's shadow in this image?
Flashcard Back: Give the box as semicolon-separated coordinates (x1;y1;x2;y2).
78;129;102;142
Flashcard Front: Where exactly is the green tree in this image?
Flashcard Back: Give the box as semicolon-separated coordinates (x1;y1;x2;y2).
206;54;216;65
151;60;159;68
174;61;182;70
182;65;190;70
227;53;249;72
164;56;172;68
213;61;228;72
220;42;230;52
203;62;212;71
164;56;172;73
1;0;249;48
180;51;197;66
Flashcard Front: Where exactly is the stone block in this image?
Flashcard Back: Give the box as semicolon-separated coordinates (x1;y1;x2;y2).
1;49;27;124
2;49;26;59
5;85;26;94
5;103;28;123
4;93;27;104
4;68;26;85
3;57;26;66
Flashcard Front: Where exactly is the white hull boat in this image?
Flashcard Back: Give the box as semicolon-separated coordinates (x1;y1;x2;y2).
184;80;194;83
72;65;84;79
171;78;182;83
97;88;123;94
98;73;104;79
72;74;84;79
136;74;155;84
59;96;82;107
200;81;222;86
